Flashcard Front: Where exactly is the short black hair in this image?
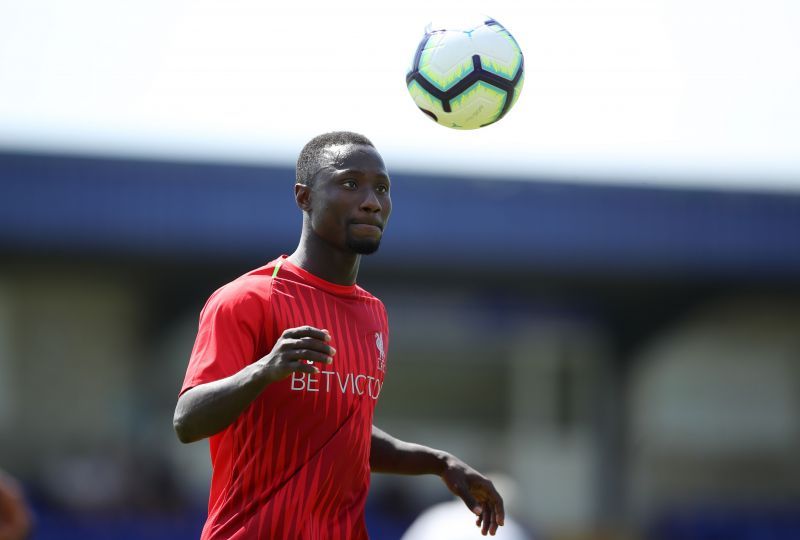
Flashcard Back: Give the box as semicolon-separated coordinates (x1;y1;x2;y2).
296;131;375;186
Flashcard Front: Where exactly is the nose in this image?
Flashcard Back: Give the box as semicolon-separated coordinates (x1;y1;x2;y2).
360;189;382;213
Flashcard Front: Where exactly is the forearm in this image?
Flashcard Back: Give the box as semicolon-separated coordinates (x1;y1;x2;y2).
369;425;450;475
371;428;506;535
173;362;273;443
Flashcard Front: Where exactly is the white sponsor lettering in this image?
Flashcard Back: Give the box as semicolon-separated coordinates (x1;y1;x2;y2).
291;371;382;400
306;372;319;392
367;376;382;399
338;373;352;394
321;370;335;392
354;374;366;395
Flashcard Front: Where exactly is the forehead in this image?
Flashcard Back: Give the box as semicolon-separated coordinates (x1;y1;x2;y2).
319;143;388;177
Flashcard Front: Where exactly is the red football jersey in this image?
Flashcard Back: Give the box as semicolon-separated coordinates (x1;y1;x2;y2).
181;256;389;539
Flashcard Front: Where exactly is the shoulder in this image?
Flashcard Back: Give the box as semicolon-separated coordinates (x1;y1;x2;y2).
355;285;385;308
354;287;389;332
203;264;277;314
356;287;388;316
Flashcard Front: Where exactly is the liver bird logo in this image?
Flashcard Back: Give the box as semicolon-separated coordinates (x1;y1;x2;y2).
375;332;386;372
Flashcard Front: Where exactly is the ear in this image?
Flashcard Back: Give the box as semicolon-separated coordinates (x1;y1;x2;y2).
294;183;312;212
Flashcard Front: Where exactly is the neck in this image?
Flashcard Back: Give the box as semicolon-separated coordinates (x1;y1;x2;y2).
287;229;361;286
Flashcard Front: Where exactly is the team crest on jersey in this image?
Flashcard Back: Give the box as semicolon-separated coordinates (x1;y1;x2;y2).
375;332;386;372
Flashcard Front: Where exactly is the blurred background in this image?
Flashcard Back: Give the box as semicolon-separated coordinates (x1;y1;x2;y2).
1;1;800;539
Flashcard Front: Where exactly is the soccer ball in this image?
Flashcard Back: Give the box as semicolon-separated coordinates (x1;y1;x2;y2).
406;17;524;130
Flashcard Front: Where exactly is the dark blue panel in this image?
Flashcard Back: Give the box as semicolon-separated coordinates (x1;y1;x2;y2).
388;174;800;275
0;153;300;258
2;151;800;276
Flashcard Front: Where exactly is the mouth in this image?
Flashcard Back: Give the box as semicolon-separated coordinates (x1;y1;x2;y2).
348;221;384;236
349;220;383;231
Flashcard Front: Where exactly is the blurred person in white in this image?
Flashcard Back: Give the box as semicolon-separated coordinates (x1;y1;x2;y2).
401;474;531;539
0;470;30;540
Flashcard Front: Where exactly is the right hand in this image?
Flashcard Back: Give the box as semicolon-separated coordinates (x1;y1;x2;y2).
256;326;335;383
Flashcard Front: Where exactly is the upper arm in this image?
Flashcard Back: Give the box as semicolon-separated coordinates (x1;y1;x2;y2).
180;279;271;395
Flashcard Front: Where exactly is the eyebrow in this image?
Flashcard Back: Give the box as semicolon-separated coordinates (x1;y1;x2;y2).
337;168;390;181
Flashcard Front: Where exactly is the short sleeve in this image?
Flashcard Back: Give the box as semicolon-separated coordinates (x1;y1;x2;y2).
180;279;270;395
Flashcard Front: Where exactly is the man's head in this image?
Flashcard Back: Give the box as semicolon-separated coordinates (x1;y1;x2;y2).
295;131;392;255
296;131;376;187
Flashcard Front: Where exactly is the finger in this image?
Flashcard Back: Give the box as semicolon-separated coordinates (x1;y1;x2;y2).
481;507;492;536
456;483;482;516
284;349;333;364
492;490;505;527
282;326;331;341
489;506;499;535
283;337;336;356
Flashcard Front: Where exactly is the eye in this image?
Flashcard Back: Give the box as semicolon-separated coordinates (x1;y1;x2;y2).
342;180;357;190
376;184;390;194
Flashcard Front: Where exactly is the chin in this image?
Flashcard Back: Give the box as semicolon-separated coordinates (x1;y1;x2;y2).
347;237;381;255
